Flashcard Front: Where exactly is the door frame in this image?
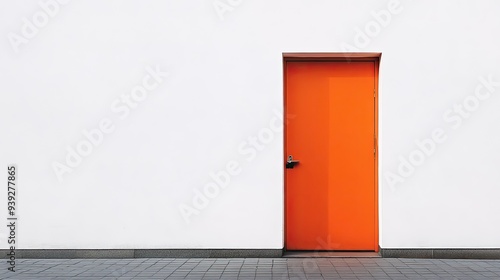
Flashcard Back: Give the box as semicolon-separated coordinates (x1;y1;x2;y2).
283;53;381;252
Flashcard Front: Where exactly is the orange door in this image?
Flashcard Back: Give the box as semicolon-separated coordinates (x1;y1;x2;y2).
285;61;377;251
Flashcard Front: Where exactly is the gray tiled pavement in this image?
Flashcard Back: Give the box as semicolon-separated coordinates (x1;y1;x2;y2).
1;258;500;279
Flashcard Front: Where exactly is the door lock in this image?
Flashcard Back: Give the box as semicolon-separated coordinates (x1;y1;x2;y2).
286;155;300;169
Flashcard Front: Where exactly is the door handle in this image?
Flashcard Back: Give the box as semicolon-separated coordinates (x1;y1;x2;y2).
286;155;300;169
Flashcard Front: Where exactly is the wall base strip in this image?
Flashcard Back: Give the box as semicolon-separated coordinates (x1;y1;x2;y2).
3;248;500;259
0;249;283;259
380;248;500;259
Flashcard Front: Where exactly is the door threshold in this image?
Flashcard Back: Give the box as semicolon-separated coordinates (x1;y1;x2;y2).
283;251;381;258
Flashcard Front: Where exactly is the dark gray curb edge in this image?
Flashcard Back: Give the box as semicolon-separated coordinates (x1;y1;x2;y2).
380;248;500;259
3;248;500;259
0;249;283;259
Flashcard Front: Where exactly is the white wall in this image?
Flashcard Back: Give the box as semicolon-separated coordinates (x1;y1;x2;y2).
0;0;499;249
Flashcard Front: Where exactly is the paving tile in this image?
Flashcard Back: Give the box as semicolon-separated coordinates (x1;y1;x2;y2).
2;258;500;279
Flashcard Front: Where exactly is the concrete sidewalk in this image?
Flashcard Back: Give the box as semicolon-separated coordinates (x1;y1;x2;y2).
1;257;500;279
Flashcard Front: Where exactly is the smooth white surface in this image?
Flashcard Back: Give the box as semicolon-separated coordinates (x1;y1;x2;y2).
0;0;499;249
